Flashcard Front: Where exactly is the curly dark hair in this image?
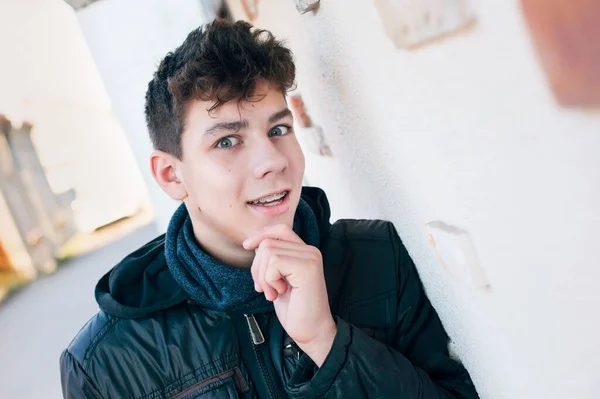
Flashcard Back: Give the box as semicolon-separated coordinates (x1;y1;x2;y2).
144;19;296;159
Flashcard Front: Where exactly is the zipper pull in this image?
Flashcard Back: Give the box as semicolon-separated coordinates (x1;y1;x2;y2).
244;314;265;345
284;340;302;360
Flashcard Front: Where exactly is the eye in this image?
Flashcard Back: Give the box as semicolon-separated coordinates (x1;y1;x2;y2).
268;125;291;137
215;136;240;149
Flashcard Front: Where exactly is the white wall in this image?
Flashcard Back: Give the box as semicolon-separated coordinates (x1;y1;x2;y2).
227;1;600;398
0;0;149;232
73;0;215;232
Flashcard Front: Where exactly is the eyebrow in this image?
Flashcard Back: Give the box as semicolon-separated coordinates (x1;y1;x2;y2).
204;120;249;136
268;108;293;124
203;108;293;137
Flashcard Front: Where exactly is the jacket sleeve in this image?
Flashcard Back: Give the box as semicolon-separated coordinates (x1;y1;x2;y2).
60;349;104;399
285;226;479;399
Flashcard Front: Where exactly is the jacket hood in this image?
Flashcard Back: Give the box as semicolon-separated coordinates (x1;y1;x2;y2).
95;186;332;318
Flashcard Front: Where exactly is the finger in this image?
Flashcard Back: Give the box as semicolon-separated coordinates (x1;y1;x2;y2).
264;257;289;295
264;254;304;288
258;245;317;262
257;238;313;253
250;248;262;293
258;246;314;298
243;224;303;250
259;249;279;301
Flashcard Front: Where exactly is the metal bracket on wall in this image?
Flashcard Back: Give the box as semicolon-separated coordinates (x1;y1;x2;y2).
294;0;320;14
374;0;474;49
63;0;101;11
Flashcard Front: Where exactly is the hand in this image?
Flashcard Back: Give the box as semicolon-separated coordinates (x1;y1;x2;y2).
243;224;336;366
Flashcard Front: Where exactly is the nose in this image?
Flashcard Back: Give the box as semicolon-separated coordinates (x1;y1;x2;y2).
252;136;288;179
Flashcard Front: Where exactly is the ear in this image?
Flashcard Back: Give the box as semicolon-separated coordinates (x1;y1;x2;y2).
150;150;188;201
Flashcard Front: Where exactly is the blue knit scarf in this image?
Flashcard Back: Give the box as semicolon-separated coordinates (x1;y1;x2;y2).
165;199;320;314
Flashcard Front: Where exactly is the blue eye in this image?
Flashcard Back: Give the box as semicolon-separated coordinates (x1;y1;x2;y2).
268;125;291;137
216;136;240;149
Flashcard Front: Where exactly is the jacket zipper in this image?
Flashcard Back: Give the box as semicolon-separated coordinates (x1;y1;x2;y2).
244;314;277;399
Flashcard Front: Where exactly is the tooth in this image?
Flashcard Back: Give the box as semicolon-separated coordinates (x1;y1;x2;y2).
250;191;287;205
261;192;284;202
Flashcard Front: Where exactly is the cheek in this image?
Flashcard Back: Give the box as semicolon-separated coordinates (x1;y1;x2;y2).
207;166;247;203
291;140;306;177
183;161;236;201
299;148;306;170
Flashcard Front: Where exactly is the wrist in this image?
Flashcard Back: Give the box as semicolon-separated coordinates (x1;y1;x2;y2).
296;318;337;367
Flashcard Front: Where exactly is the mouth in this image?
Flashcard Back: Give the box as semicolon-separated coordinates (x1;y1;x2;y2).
247;190;290;207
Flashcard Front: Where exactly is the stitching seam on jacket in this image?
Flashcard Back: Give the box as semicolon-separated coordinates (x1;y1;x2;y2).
83;316;119;364
137;353;239;399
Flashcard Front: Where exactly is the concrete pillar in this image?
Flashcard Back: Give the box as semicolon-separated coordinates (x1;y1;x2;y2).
65;0;219;232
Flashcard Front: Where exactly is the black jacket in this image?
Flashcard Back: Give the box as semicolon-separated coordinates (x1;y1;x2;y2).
60;187;479;398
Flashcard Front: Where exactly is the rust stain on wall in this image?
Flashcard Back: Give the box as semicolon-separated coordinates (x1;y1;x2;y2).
521;0;600;106
0;241;11;271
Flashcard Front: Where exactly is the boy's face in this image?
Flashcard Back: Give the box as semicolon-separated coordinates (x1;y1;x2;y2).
154;80;305;252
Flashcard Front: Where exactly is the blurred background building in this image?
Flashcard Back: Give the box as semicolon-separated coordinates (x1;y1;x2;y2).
1;0;599;398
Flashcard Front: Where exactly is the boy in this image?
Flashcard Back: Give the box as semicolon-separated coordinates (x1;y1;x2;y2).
60;20;478;398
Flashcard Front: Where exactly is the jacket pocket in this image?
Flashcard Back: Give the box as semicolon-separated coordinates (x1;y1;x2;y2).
345;290;394;330
169;367;249;399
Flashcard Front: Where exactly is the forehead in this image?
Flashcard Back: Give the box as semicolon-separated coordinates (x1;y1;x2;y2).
184;85;288;131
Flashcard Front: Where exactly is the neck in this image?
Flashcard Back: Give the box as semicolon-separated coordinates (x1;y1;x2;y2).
165;202;274;314
190;220;254;269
